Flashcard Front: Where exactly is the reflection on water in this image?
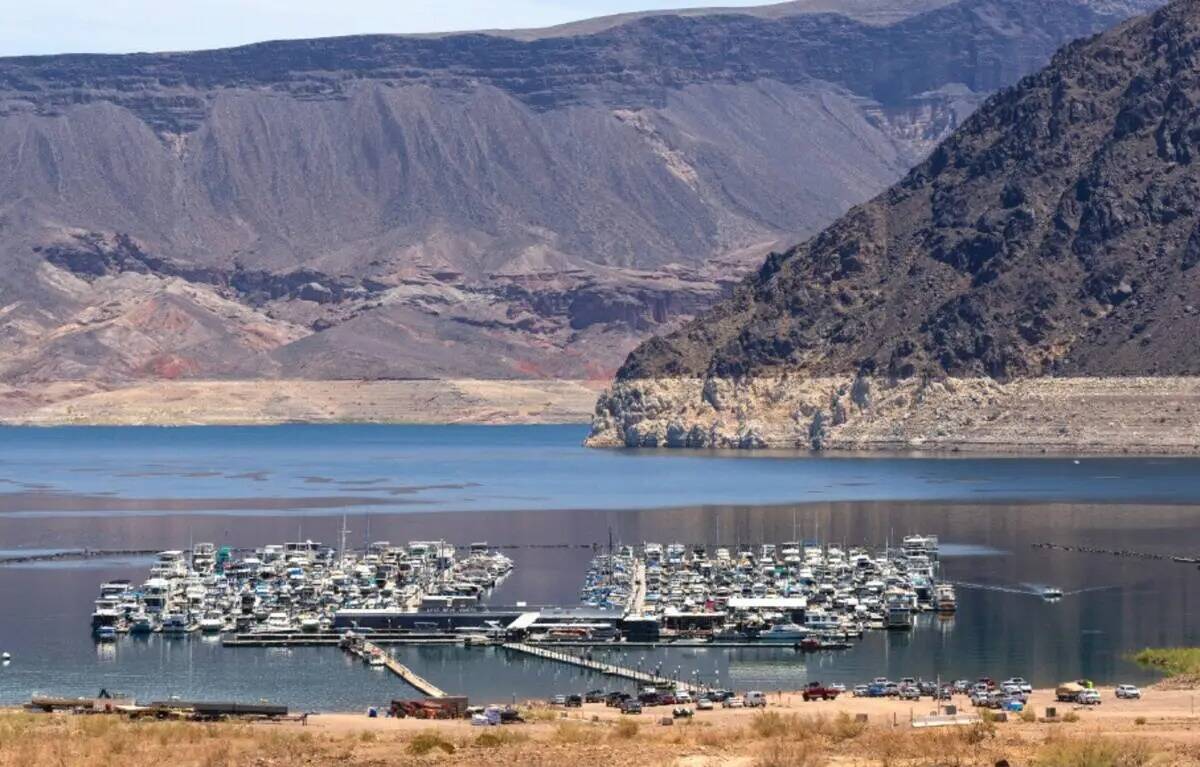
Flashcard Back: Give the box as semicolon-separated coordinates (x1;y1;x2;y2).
1;425;1199;709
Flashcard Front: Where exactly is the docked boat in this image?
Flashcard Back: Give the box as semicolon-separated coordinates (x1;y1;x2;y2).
160;613;193;635
934;584;957;613
885;601;913;630
198;615;225;634
128;613;154;635
757;622;809;643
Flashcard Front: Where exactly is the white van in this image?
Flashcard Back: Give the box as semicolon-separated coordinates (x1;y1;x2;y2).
745;691;767;708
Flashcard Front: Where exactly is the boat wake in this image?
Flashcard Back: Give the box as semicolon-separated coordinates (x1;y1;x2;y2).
948;581;1119;599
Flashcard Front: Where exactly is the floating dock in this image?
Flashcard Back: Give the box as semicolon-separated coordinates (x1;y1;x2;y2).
223;631;463;647
503;642;697;692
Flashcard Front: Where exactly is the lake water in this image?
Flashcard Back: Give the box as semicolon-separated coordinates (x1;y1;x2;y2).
2;424;1199;710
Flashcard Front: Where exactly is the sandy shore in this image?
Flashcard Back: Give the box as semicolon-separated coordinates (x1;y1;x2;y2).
305;686;1192;734
6;686;1200;766
0;379;604;426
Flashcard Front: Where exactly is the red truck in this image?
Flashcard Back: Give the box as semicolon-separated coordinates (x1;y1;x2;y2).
802;682;841;702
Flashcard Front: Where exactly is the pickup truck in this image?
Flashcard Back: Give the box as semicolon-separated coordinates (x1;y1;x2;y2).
802;682;841;701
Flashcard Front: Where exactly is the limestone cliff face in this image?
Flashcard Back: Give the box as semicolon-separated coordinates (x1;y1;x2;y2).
591;0;1200;452
587;376;1200;452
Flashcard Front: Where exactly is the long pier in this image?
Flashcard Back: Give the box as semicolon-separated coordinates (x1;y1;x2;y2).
344;639;448;698
503;642;697;692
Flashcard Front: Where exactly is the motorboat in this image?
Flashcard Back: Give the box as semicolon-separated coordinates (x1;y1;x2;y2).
934;584;957;613
161;613;193;635
129;613;154;635
757;622;808;643
198;615;225;634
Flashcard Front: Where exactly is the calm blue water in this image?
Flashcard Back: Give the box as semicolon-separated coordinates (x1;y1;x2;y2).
1;424;1200;517
2;424;1200;710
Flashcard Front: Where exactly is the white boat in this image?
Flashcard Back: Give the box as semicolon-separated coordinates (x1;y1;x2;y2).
161;613;193;635
1041;587;1064;601
885;602;913;630
758;622;808;643
264;612;296;632
934;584;957;613
198;615;225;634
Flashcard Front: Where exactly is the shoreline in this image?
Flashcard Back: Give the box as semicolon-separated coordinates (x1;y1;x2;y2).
0;379;606;427
6;684;1198;766
588;375;1200;454
3;684;1180;723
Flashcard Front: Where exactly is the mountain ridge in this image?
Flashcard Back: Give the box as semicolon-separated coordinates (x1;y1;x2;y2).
590;0;1200;451
0;0;1165;402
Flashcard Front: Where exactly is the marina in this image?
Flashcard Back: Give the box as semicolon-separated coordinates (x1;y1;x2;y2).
87;535;949;649
4;425;1200;709
88;537;515;638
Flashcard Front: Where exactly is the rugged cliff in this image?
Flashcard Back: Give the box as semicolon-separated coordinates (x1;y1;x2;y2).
0;0;1160;395
590;0;1200;451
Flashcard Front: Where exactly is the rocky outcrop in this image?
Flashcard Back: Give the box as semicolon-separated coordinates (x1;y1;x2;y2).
592;0;1200;452
588;376;1200;452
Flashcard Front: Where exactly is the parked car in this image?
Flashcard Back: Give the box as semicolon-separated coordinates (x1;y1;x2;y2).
899;685;921;701
802;682;840;702
884;682;900;697
1004;678;1033;694
1116;685;1142;700
584;689;606;703
550;694;567;706
620;700;643;715
605;692;631;707
952;680;972;694
745;691;768;708
675;691;693;704
638;691;661;705
707;689;733;702
695;698;714;711
934;686;954;701
658;693;678;706
829;682;847;694
866;683;889;698
1077;689;1102;706
723;696;746;709
565;694;583;708
852;685;870;698
672;706;694;719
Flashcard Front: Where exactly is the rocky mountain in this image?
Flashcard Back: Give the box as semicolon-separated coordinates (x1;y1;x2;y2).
591;0;1200;452
0;0;1162;392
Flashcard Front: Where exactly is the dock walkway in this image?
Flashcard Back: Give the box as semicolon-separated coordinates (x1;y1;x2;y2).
345;639;448;698
503;642;696;692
